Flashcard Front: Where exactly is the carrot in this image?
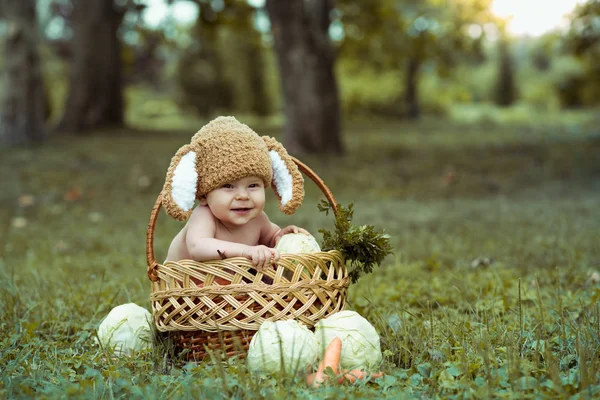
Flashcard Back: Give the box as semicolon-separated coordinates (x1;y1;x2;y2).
306;337;342;387
306;338;384;387
318;337;342;374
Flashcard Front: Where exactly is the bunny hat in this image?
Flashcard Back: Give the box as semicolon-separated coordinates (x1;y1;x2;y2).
161;116;304;221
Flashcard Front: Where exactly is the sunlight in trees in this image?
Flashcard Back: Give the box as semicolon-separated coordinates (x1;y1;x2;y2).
143;0;198;27
491;0;584;36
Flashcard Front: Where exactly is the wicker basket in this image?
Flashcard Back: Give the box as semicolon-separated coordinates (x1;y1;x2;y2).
146;157;349;361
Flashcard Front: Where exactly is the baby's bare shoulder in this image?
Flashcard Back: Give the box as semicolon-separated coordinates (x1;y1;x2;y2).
190;205;212;218
188;206;216;229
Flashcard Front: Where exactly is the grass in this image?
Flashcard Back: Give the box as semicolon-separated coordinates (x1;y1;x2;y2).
1;112;599;398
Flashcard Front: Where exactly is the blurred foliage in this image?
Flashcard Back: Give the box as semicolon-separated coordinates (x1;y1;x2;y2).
561;0;600;108
3;0;600;128
174;43;234;116
172;1;234;116
334;0;496;117
336;0;495;69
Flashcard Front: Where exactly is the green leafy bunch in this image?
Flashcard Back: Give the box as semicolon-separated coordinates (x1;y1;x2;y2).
318;200;393;283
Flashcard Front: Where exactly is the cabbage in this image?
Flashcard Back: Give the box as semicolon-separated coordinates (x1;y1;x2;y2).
247;320;318;375
275;233;321;280
275;233;321;254
315;310;382;371
97;303;153;356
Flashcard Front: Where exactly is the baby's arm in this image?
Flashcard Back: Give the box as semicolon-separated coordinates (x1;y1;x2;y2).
185;207;250;261
260;212;310;248
186;207;277;271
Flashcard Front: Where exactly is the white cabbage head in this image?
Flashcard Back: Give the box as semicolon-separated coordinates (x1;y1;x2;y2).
275;233;321;254
315;310;382;371
247;320;318;375
97;303;153;356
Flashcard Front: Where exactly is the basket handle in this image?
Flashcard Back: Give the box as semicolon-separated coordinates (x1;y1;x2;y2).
146;156;338;281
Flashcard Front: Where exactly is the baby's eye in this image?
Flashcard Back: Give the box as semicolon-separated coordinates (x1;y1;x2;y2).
249;183;261;188
221;184;234;189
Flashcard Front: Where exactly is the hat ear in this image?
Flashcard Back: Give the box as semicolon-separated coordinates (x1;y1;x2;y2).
161;144;198;221
263;136;304;215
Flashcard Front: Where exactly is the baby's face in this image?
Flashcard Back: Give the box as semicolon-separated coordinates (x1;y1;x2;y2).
201;176;266;227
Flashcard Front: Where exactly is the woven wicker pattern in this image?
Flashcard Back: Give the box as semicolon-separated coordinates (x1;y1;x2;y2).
170;330;255;360
151;252;347;332
146;157;348;361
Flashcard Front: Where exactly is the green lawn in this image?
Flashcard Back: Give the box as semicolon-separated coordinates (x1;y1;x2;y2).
1;113;599;398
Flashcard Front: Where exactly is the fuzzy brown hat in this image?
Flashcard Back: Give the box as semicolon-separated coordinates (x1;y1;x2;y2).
161;116;304;221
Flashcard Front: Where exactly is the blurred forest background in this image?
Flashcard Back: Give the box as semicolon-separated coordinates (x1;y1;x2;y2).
1;2;600;397
0;0;598;149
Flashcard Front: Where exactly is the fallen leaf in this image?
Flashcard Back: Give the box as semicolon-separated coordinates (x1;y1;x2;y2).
64;188;83;202
441;166;457;187
12;217;28;229
18;194;35;207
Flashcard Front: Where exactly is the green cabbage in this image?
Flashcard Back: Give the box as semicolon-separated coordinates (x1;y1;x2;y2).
97;303;153;356
315;310;382;371
275;233;321;254
275;233;321;280
247;320;318;375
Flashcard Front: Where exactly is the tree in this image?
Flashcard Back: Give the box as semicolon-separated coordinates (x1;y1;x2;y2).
265;0;343;155
493;37;517;107
175;0;234;116
227;2;270;116
337;0;495;119
0;0;47;146
58;0;124;133
562;0;600;106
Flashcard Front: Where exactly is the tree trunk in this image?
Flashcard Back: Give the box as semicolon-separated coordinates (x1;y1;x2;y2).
404;56;421;119
494;38;518;107
176;2;233;117
265;0;343;155
58;0;123;133
245;33;270;117
0;0;46;146
234;2;270;117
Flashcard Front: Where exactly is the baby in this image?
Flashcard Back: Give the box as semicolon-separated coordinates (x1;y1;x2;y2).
161;116;309;275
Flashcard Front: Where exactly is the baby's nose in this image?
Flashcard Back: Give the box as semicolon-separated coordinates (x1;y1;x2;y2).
235;189;249;199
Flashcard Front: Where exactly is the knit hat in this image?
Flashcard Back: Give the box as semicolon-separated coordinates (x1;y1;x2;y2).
161;116;304;221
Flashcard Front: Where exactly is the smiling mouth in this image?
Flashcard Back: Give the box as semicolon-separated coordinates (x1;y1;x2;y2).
232;207;252;212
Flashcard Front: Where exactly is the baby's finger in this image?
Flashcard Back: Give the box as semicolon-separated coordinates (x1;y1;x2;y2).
251;252;260;268
264;249;273;270
265;248;273;270
271;249;281;264
256;250;267;270
259;251;268;271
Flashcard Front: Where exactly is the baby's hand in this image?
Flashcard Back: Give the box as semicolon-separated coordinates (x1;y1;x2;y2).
273;225;311;245
245;245;280;271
